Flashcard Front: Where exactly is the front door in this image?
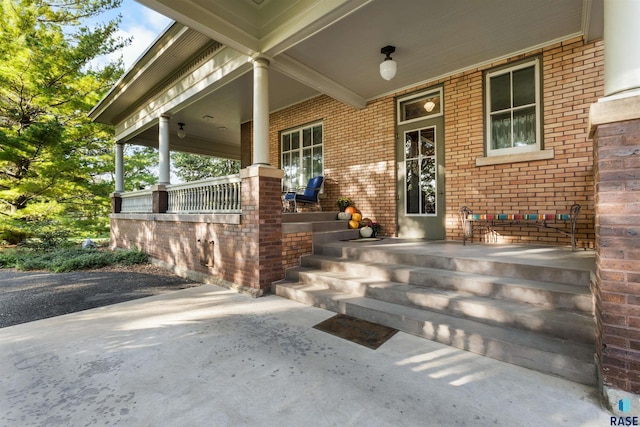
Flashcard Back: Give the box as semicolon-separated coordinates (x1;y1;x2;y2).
396;88;445;239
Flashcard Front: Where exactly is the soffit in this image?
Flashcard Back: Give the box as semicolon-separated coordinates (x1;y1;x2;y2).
102;0;603;156
90;23;213;124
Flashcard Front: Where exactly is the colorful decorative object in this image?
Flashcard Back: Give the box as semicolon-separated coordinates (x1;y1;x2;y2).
351;212;362;222
348;220;360;229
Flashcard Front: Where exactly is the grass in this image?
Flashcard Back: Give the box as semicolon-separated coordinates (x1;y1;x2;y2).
0;246;148;273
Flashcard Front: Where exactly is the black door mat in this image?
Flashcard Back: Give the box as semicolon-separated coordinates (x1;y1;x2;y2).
313;314;399;349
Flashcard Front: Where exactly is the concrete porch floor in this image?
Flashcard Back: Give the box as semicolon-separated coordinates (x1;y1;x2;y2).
0;272;611;426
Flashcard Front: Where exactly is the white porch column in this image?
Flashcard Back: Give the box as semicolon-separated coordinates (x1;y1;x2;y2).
158;114;171;185
115;141;124;193
252;57;270;165
604;0;640;97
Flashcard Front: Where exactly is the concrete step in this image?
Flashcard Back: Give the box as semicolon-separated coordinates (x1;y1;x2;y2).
292;268;593;344
274;281;596;385
315;242;591;287
282;212;341;223
293;255;592;314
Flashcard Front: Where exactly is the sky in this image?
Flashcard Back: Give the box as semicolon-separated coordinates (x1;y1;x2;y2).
98;0;173;70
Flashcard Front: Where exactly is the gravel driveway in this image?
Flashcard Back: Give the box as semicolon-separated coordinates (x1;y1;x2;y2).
0;264;199;328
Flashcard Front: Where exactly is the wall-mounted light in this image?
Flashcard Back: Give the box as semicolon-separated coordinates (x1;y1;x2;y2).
177;122;186;139
424;100;436;112
379;45;397;81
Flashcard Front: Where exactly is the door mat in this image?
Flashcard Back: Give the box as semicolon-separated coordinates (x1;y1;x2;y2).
313;314;398;349
341;237;383;242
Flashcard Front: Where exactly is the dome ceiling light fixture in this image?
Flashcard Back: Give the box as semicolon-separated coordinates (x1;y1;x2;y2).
379;45;397;81
177;122;186;139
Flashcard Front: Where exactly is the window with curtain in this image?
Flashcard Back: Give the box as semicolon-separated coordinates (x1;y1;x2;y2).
281;122;323;191
485;58;540;156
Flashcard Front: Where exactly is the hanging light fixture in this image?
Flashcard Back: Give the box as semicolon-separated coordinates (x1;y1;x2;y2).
379;45;397;81
177;122;186;139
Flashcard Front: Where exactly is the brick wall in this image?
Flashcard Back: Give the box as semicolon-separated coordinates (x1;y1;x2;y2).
269;96;397;237
444;37;602;247
110;216;244;282
282;231;313;272
592;116;640;394
268;37;602;247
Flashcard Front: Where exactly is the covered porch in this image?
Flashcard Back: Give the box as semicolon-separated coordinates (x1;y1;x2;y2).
93;0;640;404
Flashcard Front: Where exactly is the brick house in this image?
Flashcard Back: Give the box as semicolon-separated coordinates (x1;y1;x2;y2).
91;0;640;403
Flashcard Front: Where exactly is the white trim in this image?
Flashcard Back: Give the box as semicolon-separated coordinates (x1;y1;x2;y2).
475;149;554;166
485;57;541;157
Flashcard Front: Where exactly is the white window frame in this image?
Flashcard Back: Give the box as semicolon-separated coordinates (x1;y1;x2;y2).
485;58;541;157
280;121;324;192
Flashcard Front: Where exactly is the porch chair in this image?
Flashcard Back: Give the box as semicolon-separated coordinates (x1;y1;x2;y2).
283;176;324;212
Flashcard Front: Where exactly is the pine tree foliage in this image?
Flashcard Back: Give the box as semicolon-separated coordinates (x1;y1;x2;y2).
0;0;127;237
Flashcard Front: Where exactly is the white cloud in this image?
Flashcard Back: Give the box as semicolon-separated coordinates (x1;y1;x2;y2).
90;0;172;71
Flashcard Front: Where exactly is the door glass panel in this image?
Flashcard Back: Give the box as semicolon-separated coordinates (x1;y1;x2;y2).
406;131;419;158
406;159;420;214
421;158;436;214
400;93;441;122
405;126;437;216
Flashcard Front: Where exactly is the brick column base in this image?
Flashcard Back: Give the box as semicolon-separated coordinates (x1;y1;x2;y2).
152;185;168;213
590;94;640;403
239;165;284;294
111;193;122;214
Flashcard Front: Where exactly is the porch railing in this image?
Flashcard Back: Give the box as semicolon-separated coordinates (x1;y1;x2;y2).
166;174;241;213
120;189;153;213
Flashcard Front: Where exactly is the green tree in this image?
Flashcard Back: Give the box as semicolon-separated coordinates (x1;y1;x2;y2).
0;0;127;237
172;152;240;182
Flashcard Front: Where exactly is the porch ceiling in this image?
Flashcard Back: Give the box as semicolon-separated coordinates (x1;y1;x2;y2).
97;0;603;157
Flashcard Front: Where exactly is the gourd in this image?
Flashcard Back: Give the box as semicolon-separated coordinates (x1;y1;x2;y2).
348;220;360;229
337;212;351;220
351;213;362;222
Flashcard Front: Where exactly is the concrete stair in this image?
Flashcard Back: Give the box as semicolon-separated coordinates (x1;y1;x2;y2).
274;238;596;385
282;212;350;233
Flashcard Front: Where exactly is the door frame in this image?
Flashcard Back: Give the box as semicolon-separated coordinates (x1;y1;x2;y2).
395;86;445;239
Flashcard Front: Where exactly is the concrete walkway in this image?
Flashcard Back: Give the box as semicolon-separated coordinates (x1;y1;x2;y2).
1;284;611;426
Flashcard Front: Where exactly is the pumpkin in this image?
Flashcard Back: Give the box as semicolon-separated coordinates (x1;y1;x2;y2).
344;206;357;215
337;212;351;220
359;226;373;238
348;220;360;229
351;213;362;222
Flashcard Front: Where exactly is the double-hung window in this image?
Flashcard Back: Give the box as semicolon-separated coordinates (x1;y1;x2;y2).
281;122;323;191
485;58;541;157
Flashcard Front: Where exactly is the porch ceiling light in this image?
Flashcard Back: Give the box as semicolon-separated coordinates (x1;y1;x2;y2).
177;122;186;139
379;45;397;81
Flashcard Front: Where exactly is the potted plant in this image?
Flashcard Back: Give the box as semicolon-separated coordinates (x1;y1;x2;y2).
337;196;351;212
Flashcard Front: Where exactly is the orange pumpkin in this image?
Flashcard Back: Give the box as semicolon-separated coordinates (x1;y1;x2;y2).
351;213;362;222
344;206;357;215
348;220;360;229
